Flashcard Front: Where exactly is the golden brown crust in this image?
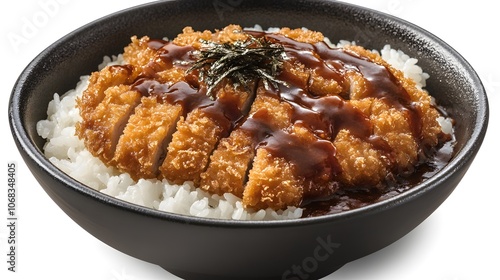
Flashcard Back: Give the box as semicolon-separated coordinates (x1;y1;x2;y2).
160;84;251;184
200;89;294;202
278;27;324;44
199;128;254;197
160;109;223;184
173;25;248;48
344;45;441;145
76;84;141;164
113;97;182;180
77;66;137;121
123;36;157;70
334;129;388;187
76;25;448;211
243;148;303;210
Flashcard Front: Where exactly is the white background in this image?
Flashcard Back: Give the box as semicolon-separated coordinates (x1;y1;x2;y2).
1;1;498;279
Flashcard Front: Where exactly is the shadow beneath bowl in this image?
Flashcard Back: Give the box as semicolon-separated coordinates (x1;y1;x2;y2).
94;213;435;280
330;213;437;279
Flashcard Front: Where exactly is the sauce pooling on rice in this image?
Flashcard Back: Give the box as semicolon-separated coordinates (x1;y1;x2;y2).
75;25;453;214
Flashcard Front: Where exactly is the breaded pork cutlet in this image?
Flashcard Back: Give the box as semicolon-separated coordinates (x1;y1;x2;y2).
113;97;182;180
200;88;292;199
76;25;450;213
241;109;339;210
77;65;136;123
160;82;253;184
201;79;340;210
75;70;139;164
236;59;343;209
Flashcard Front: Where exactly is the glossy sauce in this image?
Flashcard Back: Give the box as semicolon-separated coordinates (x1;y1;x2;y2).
123;31;450;216
132;41;245;132
302;137;454;217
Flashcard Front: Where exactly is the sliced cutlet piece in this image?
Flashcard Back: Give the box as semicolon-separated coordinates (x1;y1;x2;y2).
160;84;252;185
243;148;304;210
113;96;182;180
241;64;342;210
199;88;288;197
76;84;141;164
241;109;339;210
239;93;301;209
160;109;222;184
198;127;254;197
77;65;136;121
288;125;339;202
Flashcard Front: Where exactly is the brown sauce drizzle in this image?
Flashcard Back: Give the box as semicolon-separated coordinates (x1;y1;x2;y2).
131;41;245;132
240;32;441;212
119;31;449;216
237;32;420;188
302;137;455;217
262;32;422;141
239;109;341;180
148;39;194;68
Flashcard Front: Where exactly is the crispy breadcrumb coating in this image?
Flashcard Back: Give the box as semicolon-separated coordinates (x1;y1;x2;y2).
76;25;449;211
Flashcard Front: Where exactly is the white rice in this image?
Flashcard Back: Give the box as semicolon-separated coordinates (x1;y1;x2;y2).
36;28;450;220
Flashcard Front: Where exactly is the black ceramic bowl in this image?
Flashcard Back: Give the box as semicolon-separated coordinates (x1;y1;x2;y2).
9;0;488;279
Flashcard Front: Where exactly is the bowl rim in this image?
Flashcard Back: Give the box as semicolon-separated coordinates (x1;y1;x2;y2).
9;0;489;228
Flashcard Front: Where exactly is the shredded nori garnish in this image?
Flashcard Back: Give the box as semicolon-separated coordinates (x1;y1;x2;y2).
188;34;288;99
